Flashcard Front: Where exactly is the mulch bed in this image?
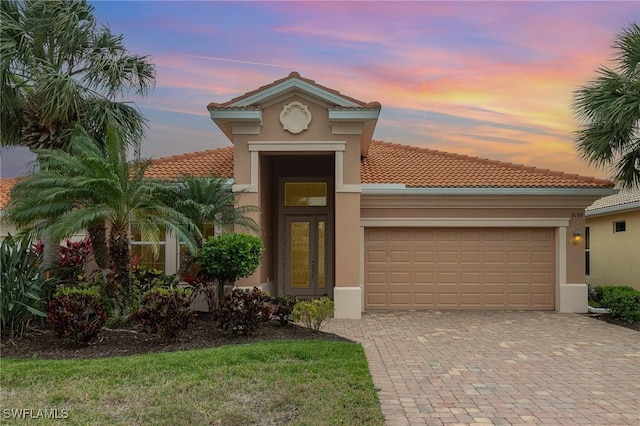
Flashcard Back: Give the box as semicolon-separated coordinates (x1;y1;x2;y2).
584;313;640;332
1;313;353;360
4;313;636;361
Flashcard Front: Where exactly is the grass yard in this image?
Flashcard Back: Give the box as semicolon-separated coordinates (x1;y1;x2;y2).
1;340;384;425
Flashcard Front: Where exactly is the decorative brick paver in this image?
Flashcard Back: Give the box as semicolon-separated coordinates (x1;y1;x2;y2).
326;311;640;425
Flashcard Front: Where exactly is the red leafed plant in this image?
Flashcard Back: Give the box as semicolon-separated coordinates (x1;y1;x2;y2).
58;239;93;285
32;239;93;285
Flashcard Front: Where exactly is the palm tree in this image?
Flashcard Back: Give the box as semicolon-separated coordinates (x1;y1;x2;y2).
6;127;198;308
1;0;155;269
159;176;259;281
573;23;640;188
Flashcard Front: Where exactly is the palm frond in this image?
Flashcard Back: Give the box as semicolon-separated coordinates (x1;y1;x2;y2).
573;22;640;187
1;0;155;153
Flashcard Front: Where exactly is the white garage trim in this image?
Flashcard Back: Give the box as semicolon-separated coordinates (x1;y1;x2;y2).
361;217;570;228
361;185;616;197
359;218;569;311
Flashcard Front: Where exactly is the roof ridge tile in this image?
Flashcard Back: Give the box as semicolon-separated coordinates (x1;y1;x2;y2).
217;72;368;107
150;147;233;164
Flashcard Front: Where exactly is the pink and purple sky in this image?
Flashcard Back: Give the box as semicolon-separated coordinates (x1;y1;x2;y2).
1;1;638;179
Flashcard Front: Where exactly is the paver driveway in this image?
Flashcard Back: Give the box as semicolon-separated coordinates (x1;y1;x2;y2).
326;311;640;425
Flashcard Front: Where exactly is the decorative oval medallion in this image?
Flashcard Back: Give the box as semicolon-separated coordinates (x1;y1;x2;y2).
280;101;312;134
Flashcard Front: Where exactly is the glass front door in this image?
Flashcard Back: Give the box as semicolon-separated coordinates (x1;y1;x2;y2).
284;216;329;296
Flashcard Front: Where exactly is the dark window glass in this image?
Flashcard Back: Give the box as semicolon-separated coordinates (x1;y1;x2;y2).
585;226;590;276
585;251;590;276
585;227;590;249
614;221;626;233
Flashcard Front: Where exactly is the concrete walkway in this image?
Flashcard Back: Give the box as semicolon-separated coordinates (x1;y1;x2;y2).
326;311;640;425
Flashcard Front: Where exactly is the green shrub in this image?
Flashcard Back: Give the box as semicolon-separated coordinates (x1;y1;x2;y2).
129;287;196;339
594;286;640;324
47;288;107;346
195;233;264;310
216;287;273;335
272;295;298;325
130;265;175;292
0;236;50;339
292;297;334;332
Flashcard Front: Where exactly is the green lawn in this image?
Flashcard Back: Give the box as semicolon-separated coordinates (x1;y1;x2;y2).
1;340;384;425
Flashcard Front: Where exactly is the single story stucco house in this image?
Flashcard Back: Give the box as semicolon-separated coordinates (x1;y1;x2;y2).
1;72;617;318
585;188;640;290
148;72;616;318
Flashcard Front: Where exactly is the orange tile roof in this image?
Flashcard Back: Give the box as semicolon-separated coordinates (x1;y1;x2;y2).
145;140;612;188
0;177;22;210
361;141;613;188
208;71;368;110
144;147;234;180
0;141;614;210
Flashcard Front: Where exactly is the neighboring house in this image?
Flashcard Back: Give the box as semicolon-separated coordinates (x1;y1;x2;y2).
1;72;616;318
585;188;640;290
0;177;21;240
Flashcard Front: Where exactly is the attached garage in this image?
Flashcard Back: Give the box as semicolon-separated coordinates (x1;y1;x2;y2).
364;227;555;310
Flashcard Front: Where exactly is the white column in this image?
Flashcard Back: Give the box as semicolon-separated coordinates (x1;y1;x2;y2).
165;232;178;275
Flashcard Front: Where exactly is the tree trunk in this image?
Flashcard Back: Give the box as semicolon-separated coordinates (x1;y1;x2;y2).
108;226;131;307
217;280;227;311
172;251;194;285
87;221;109;270
39;225;60;276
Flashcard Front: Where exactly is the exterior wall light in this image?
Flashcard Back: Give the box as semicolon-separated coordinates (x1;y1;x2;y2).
572;229;584;246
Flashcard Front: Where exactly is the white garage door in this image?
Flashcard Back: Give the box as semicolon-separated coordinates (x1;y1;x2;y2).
364;228;555;310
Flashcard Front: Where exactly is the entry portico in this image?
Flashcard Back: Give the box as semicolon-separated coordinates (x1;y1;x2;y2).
208;72;379;318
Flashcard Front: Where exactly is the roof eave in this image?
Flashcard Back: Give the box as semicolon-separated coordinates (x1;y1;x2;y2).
229;77;363;108
585;200;640;217
209;109;262;142
361;185;618;197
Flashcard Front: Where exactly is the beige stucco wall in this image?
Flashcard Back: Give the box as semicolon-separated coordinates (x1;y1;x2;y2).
261;95;335;141
586;209;640;290
233;191;263;288
566;215;587;284
334;192;360;287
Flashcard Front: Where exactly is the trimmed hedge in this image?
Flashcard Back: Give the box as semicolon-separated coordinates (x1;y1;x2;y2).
47;288;107;346
129;287;196;339
592;286;640;324
215;287;273;335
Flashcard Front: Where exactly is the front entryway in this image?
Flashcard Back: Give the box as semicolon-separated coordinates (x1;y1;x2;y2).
276;176;334;298
283;215;331;296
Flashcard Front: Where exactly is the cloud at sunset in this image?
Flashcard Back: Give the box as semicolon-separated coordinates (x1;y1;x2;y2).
2;1;637;180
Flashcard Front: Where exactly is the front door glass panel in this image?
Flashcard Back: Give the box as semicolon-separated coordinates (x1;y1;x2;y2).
290;222;310;288
284;216;331;296
317;221;325;289
284;182;327;207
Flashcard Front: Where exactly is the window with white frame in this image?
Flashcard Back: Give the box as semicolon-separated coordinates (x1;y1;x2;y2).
130;227;166;272
614;220;626;233
178;222;216;271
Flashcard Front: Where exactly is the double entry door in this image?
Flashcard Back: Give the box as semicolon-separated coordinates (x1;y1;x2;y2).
283;215;331;297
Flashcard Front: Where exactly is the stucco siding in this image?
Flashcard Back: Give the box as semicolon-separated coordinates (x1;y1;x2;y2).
587;210;640;290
